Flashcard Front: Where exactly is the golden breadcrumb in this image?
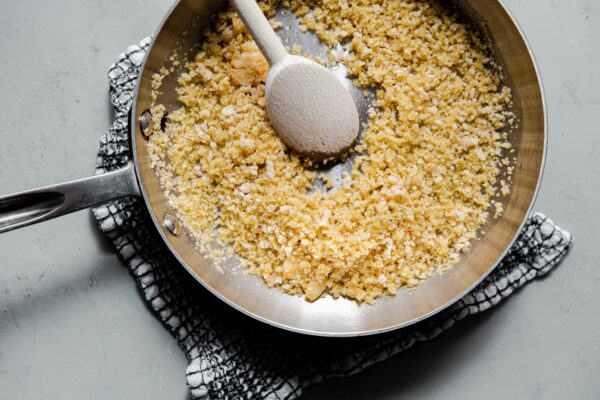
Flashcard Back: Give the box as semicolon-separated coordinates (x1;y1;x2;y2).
148;0;513;303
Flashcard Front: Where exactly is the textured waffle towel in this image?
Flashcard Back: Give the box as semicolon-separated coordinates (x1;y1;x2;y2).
93;38;573;399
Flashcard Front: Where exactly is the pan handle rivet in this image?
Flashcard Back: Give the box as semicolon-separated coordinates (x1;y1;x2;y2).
140;110;153;137
163;213;180;236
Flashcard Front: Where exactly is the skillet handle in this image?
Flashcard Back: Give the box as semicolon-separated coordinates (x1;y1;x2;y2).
0;163;140;234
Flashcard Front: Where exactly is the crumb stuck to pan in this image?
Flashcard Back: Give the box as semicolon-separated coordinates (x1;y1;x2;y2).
148;0;514;304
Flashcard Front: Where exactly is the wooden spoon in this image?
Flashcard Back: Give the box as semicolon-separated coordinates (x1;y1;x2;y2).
230;0;360;161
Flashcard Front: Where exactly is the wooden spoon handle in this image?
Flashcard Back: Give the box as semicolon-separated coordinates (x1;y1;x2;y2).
230;0;288;65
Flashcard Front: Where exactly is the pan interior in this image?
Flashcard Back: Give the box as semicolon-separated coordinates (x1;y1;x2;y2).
132;0;545;336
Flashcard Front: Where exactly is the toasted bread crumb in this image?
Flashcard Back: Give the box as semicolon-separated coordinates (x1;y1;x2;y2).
148;0;514;304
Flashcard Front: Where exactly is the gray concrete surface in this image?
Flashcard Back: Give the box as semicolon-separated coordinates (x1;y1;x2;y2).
0;0;597;399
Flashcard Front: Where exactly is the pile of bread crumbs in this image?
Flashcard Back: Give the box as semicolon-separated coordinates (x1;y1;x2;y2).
147;0;514;303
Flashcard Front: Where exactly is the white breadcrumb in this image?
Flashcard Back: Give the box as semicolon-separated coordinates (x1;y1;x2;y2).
148;0;514;304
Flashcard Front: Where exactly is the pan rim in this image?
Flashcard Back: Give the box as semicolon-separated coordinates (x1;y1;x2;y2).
130;0;547;337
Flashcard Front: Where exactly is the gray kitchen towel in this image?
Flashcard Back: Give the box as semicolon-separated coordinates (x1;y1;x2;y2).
93;38;573;399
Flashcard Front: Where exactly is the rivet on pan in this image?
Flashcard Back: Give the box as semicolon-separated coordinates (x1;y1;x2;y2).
140;109;153;138
163;214;180;237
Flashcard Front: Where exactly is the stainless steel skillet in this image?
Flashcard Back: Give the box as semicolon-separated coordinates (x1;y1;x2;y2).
0;0;545;337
